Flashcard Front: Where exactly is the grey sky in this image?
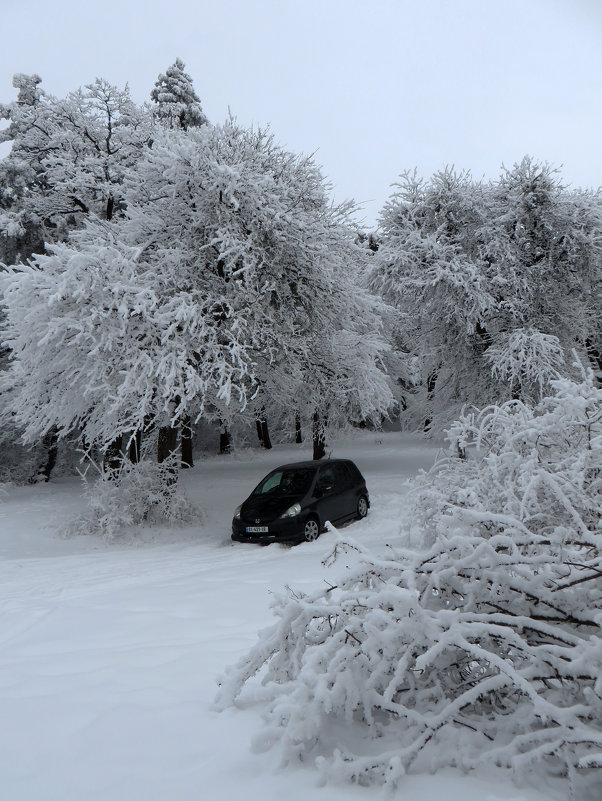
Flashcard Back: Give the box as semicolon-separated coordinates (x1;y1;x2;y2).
1;0;601;226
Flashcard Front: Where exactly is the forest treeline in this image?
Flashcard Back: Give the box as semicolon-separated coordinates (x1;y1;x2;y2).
0;60;601;485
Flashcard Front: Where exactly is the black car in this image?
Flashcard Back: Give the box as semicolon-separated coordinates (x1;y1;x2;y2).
231;459;369;545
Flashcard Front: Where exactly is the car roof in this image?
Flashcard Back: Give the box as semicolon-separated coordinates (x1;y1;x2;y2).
267;459;353;471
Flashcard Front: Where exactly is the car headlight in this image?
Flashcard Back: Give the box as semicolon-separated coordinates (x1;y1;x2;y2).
280;503;301;518
234;505;242;519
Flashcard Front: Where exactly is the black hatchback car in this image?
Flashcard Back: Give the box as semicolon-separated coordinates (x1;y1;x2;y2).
231;459;369;545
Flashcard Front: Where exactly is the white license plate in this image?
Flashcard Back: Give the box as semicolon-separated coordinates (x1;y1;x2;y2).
246;526;268;533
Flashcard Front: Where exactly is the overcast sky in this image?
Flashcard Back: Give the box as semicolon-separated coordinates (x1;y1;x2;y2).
1;0;601;226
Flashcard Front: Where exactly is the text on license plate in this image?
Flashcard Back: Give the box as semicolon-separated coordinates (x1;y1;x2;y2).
246;526;268;533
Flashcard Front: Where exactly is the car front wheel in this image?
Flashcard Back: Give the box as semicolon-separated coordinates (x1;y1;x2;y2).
303;517;320;542
357;495;369;519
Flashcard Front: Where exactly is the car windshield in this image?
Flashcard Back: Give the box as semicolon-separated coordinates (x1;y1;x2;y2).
252;467;315;497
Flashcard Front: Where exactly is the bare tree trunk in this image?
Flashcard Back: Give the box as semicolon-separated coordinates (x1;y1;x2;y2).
424;370;438;431
255;408;272;449
157;425;178;462
104;435;123;472
260;418;272;450
158;424;179;485
38;428;59;482
219;426;232;455
181;415;193;468
312;411;326;460
295;414;303;444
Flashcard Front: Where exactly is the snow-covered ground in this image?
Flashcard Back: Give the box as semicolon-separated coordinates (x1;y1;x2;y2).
0;433;557;801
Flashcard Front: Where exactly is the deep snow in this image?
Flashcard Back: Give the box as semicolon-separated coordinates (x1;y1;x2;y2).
0;432;559;800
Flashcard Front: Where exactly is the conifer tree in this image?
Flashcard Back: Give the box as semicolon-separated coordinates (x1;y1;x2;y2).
150;58;207;130
0;73;46;264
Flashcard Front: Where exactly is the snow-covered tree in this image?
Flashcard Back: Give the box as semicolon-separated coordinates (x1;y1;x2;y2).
485;158;602;384
0;224;256;455
0;73;46;264
369;168;494;427
150;58;207;130
32;79;151;230
369;160;602;429
1;120;392;470
0;75;153;476
123;121;392;448
1;75;151;247
0;74;52;479
217;371;602;799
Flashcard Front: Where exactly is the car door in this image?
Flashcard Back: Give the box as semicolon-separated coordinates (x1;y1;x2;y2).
332;462;356;519
315;464;340;525
315;463;353;525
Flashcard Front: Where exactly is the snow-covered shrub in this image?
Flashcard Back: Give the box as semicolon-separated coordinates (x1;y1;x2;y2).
216;375;602;798
70;453;200;539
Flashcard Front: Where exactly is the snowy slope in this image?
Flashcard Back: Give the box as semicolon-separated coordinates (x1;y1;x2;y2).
0;433;558;801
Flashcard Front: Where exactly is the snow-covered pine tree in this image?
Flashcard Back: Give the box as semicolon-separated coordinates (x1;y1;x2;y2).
216;370;602;799
150;58;207;130
0;73;47;265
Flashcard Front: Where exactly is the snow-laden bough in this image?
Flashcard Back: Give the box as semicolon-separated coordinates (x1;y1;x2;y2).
216;375;602;799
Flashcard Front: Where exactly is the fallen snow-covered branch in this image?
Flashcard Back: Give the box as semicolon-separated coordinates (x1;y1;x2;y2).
216;375;602;798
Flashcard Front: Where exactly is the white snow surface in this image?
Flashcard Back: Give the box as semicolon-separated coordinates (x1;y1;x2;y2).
0;432;556;801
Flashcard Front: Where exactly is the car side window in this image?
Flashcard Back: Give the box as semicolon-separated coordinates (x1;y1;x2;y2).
317;465;336;493
333;463;352;488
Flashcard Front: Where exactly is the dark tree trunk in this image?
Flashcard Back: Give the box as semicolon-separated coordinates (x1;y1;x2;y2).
255;408;272;450
181;415;193;468
260;419;272;450
157;425;178;463
219;427;232;455
104;435;123;472
38;428;59;482
295;414;303;444
424;370;438;431
312;411;326;460
157;424;179;486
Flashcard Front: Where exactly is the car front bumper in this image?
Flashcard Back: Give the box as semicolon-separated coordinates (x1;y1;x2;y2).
231;516;306;545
